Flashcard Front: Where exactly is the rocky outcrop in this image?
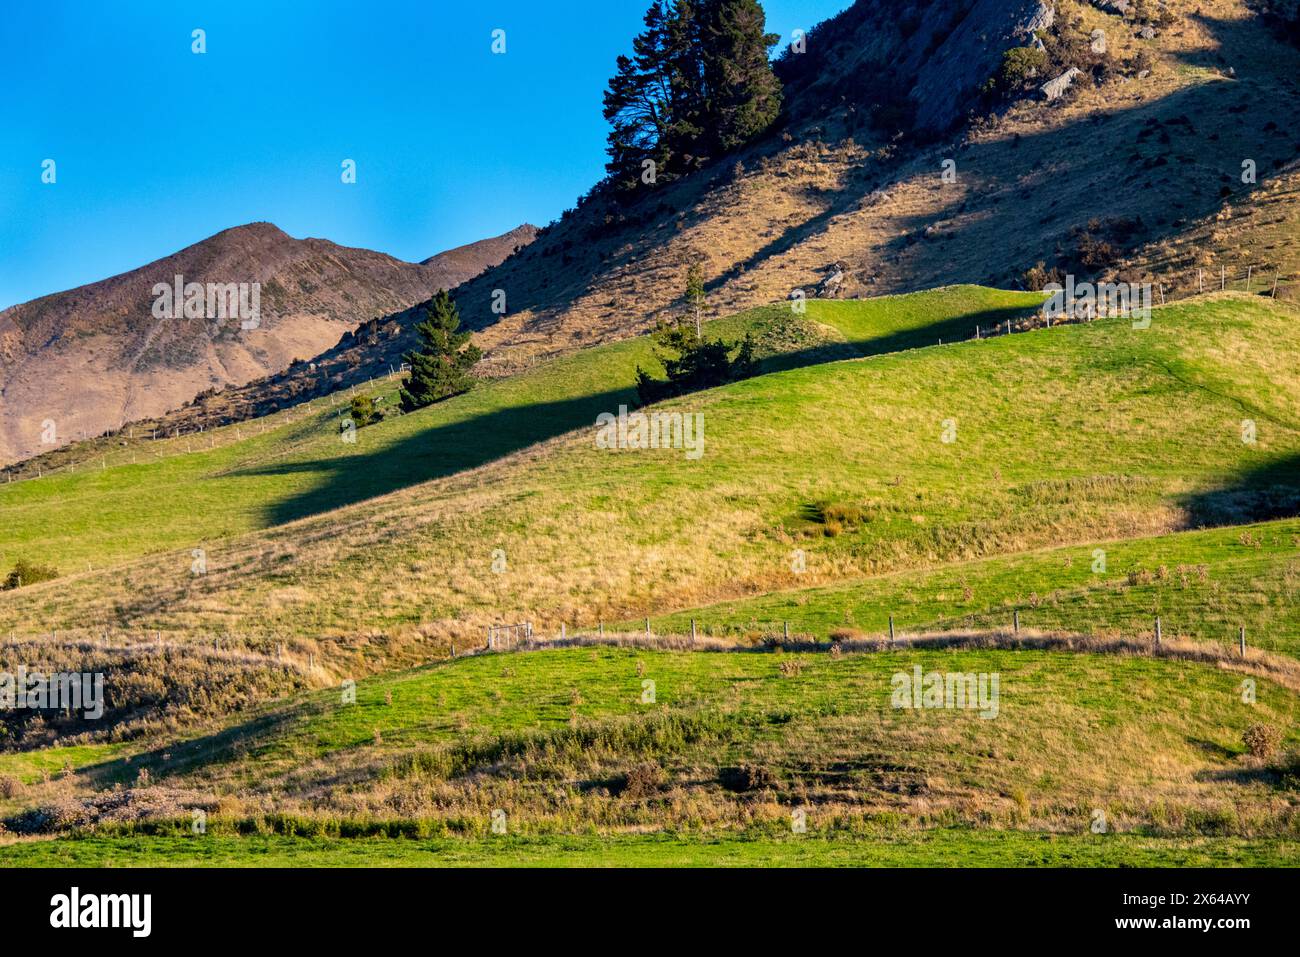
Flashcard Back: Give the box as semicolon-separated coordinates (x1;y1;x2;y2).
911;1;1058;131
1041;66;1082;101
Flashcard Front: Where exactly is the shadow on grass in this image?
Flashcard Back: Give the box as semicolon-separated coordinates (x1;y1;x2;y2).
233;298;1043;527
73;709;304;790
1182;454;1300;529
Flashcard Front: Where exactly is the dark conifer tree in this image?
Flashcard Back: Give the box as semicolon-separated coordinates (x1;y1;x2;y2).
603;0;781;191
398;291;481;412
700;0;783;153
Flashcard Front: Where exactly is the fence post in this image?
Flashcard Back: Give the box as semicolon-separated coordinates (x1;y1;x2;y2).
645;618;651;639
1155;616;1162;647
1198;268;1204;294
1272;273;1280;299
560;622;566;641
1221;266;1225;291
598;620;604;637
1246;266;1253;293
691;619;697;643
888;615;895;644
1239;626;1246;656
783;621;790;642
1013;609;1020;634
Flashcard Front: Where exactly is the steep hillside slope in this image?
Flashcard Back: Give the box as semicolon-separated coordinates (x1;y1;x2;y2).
0;223;535;465
173;0;1298;421
4;643;1298;866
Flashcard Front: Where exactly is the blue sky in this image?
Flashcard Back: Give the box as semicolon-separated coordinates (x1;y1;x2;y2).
0;0;847;310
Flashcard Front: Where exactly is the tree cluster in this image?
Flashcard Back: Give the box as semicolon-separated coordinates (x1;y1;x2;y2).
603;0;783;192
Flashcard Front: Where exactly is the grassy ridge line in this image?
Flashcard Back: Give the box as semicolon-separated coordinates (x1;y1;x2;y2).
638;517;1300;655
5;831;1296;867
2;288;1028;571
3;647;1296;836
1;293;1297;647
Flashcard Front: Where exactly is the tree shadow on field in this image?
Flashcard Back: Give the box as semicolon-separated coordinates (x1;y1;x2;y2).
72;709;297;790
234;386;638;527
1181;454;1300;530
234;294;1048;527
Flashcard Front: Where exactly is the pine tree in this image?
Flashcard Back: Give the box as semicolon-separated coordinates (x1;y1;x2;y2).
398;291;481;413
602;2;676;190
635;320;758;405
700;0;782;153
602;0;781;191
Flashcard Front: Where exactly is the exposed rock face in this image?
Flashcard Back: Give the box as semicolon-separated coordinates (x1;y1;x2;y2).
911;1;1058;131
776;0;1058;135
1091;0;1130;14
1090;28;1108;54
1041;66;1082;101
816;263;848;298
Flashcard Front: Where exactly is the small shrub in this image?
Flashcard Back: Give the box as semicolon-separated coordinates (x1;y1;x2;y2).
1271;749;1300;789
985;46;1048;97
348;395;385;428
616;762;663;799
1243;723;1282;759
720;763;778;793
779;658;805;678
2;559;59;590
1022;261;1064;292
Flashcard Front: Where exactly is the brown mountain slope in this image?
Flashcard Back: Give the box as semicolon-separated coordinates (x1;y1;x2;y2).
156;0;1296;421
0;223;536;464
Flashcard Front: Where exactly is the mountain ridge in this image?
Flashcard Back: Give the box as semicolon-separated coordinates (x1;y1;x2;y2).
0;222;536;465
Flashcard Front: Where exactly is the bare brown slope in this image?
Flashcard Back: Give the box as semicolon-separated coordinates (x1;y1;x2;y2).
156;0;1297;419
0;223;535;464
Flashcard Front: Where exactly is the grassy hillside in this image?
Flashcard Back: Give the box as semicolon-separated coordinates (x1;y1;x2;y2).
3;644;1298;864
4;640;1300;868
640;517;1300;657
0;286;1038;573
3;291;1296;655
3;286;1300;867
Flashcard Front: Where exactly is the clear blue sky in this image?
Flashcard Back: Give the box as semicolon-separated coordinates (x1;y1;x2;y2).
0;0;847;310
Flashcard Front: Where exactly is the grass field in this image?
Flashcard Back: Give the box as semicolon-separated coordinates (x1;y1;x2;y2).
641;518;1300;656
7;831;1296;868
3;290;1298;659
0;286;1039;573
2;644;1297;868
3;286;1299;867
